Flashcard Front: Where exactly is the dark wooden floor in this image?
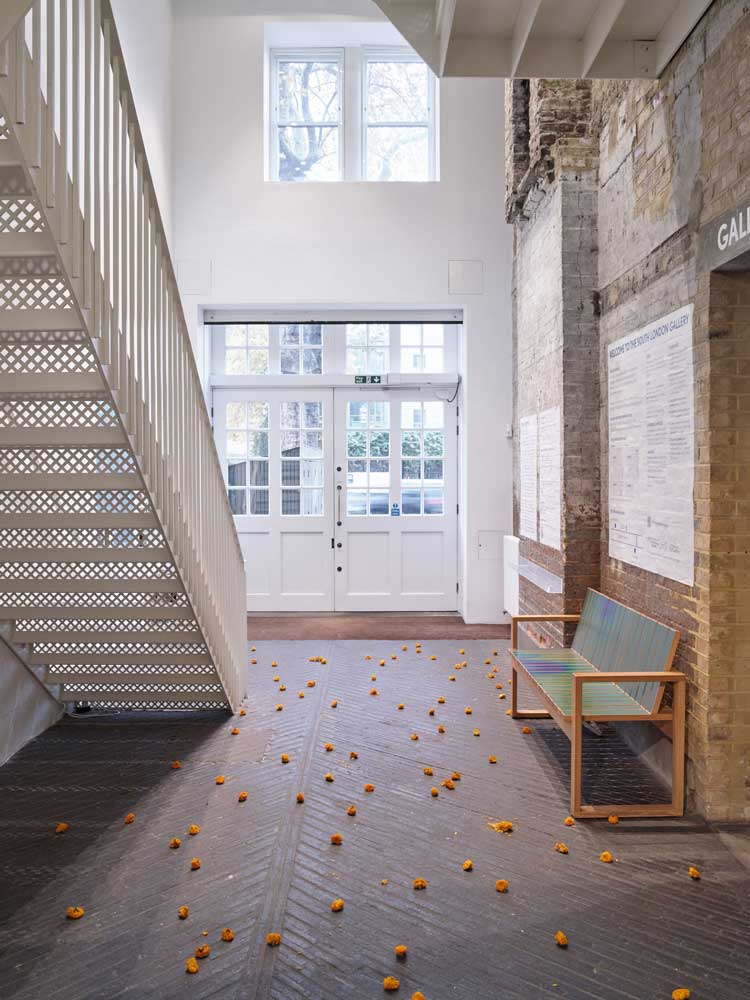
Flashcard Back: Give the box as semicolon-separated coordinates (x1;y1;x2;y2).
247;614;511;641
1;639;749;999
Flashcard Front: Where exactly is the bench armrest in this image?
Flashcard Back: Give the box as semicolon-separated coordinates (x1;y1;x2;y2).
511;614;580;646
572;671;685;684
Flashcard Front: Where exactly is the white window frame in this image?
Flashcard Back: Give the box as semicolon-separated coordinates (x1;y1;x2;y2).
269;45;437;182
270;47;345;183
361;46;437;183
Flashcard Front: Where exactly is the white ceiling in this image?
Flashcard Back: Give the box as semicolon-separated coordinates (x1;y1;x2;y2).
370;0;715;78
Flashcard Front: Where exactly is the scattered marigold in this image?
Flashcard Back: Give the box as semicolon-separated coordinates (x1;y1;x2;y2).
365;655;372;660
279;685;287;691
394;944;407;958
186;957;199;974
276;704;283;712
251;658;257;665
349;750;359;760
462;859;473;871
325;773;334;782
607;814;619;825
239;709;247;717
688;866;701;880
488;820;513;833
331;700;338;708
238;791;248;802
171;760;182;770
402;645;408;651
271;661;278;667
499;694;507;700
381;879;389;885
383;977;400;991
437;696;445;704
449;675;456;682
442;778;455;790
428;708;435;716
124;812;136;825
495;683;503;690
379;660;386;667
412;993;427;1000
430;655;437;660
298;691;305;699
66;906;85;920
55;822;69;834
672;991;690;1000
266;933;281;946
451;772;461;781
297;792;305;803
195;945;210;960
495;879;509;893
273;675;280;682
564;815;575;826
347;805;357;816
554;842;569;854
215;775;225;785
522;726;532;734
413;878;427;890
485;659;492;665
251;646;256;651
281;754;290;764
188;824;200;836
423;766;433;776
464;707;472;715
391;654;397;660
398;703;405;710
324;742;334;752
459;648;465;655
330;833;343;845
370;688;379;696
169;837;181;849
364;783;375;793
437;725;446;733
506;708;512;715
191;858;201;870
221;927;234;942
473;729;480;737
488;756;497;764
410;733;419;741
371;674;378;681
306;680;316;688
600;851;613;863
331;898;344;912
178;906;189;919
555;931;568;948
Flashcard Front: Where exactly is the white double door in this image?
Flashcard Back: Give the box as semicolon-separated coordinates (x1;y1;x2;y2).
214;387;458;612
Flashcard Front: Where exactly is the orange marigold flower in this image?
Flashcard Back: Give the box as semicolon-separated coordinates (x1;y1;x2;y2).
215;775;225;785
394;944;407;958
488;820;513;833
413;994;427;1000
488;756;497;764
451;772;461;781
325;773;334;783
607;814;619;825
459;648;465;655
437;725;446;733
442;779;455;790
430;655;437;660
190;858;201;870
171;760;182;770
462;859;473;871
279;685;286;692
273;675;280;682
499;694;507;700
271;660;278;667
124;812;136;824
365;655;372;660
564;816;575;826
506;709;512;715
266;933;281;946
330;833;343;845
473;729;480;736
522;726;532;734
281;754;290;764
364;783;375;793
371;674;378;681
169;837;181;849
555;931;568;948
370;688;379;696
347;805;357;816
381;879;389;885
307;680;316;688
298;691;305;699
195;945;210;960
437;696;445;704
600;851;613;863
391;654;397;660
188;824;200;836
178;905;189;919
398;703;405;710
239;709;247;717
464;707;472;715
423;766;433;776
430;787;439;797
186;957;199;974
672;991;691;1000
379;659;386;666
221;927;234;942
688;866;701;880
449;675;456;682
349;751;359;760
383;977;400;991
238;791;248;802
409;733;419;741
55;822;69;834
485;659;492;665
251;658;257;665
413;878;427;890
297;792;305;803
402;645;408;651
251;646;256;651
493;650;498;656
324;742;334;752
554;842;569;854
495;683;503;690
66;906;85;920
276;704;283;712
331;898;344;912
428;708;435;716
331;700;338;708
495;879;509;893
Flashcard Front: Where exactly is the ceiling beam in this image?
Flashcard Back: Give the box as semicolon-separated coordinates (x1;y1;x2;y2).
655;0;713;74
510;0;543;77
434;0;456;76
580;0;627;77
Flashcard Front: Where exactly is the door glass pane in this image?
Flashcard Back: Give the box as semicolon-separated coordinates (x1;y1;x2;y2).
229;490;246;514
281;401;300;427
279;399;325;515
302;489;324;515
303;348;322;374
282;489;301;515
347;489;367;516
424;430;444;456
248;431;269;458
400;400;445;515
401;488;421;514
249;489;269;515
224;399;270;516
248;460;268;486
227;431;245;457
370;491;389;515
226;402;245;429
347;402;368;428
228;462;246;486
424;487;443;515
226;325;247;347
281;459;300;486
248;402;269;428
280;348;299;374
345;398;391;515
304;402;323;428
370;431;389;457
302;431;323;458
301;459;324;487
280;431;300;456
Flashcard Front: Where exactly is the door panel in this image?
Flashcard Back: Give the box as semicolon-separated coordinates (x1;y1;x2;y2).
334;388;457;611
215;388;334;611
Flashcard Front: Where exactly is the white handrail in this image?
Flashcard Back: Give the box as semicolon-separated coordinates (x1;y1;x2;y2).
0;0;247;708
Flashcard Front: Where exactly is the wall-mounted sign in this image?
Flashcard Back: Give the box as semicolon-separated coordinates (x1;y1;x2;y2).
607;304;694;586
390;502;400;517
354;375;382;384
697;200;750;272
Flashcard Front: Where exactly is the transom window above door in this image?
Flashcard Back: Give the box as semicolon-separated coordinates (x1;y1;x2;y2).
269;46;438;182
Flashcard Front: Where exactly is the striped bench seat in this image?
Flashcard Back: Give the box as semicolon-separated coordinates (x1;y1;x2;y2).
510;589;686;819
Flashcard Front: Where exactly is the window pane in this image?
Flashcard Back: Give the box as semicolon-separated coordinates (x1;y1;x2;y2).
227;432;245;457
423;402;443;428
247;325;269;346
424;430;444;456
400;324;421;345
249;489;269;515
422;347;443;372
347;431;366;457
401;348;422;373
346;323;367;347
281;459;300;486
280;325;300;346
346;348;366;374
248;402;269;428
228;462;246;486
369;323;389;346
229;490;246;515
401;430;421;456
226;403;245;429
347;401;368;428
348;459;367;487
248;460;268;486
422;324;443;346
281;401;300;428
423;459;443;481
303;324;322;345
369;347;387;374
370;431;389;457
226;348;247;375
347;489;367;516
370;459;390;488
402;459;421;481
367;126;429;182
369;491;389;515
301;459;324;487
402;403;422;429
248;431;269;458
247;349;269;374
366;60;429;123
277;60;340;124
303;401;323;428
303;348;322;374
402;489;421;515
302;489;324;516
280;348;300;374
278;125;340;182
282;489;301;515
280;430;300;456
225;325;247;347
369;401;390;428
302;431;323;458
424;487;443;515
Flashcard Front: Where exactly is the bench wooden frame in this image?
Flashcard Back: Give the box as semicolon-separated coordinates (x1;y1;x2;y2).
510;613;685;819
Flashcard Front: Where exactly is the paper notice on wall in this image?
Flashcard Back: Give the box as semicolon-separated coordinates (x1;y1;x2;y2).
607;304;695;585
538;407;561;550
519;414;538;541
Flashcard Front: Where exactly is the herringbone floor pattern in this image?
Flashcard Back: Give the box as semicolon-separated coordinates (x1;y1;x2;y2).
1;640;749;999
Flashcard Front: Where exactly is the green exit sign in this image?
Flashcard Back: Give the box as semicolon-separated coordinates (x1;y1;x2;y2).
354;375;382;384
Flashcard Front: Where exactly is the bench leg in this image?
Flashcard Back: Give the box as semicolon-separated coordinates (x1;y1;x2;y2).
571;680;583;816
510;663;552;720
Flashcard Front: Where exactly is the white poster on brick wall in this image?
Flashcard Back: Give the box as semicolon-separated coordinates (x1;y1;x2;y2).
519;414;538;541
607;304;695;586
538;406;561;550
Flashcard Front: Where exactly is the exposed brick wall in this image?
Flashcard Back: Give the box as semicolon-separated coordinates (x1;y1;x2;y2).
504;79;530;219
508;0;750;819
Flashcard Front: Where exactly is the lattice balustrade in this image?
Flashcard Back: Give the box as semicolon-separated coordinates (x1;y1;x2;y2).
0;198;45;233
34;641;207;656
0;489;152;514
0;276;73;310
0;335;97;375
0;446;136;476
0;561;178;581
0;396;117;428
0;591;190;610
0;256;62;278
83;698;229;710
0;526;165;549
14;617;199;634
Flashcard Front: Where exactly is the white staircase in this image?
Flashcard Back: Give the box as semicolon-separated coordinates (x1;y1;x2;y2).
0;1;246;712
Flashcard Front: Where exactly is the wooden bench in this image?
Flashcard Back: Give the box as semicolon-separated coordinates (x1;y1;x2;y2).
510;589;685;819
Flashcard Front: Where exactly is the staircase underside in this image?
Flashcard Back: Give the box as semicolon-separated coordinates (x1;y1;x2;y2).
0;120;230;711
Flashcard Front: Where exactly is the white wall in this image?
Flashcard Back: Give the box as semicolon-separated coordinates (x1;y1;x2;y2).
0;639;63;765
168;5;513;622
111;0;174;243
